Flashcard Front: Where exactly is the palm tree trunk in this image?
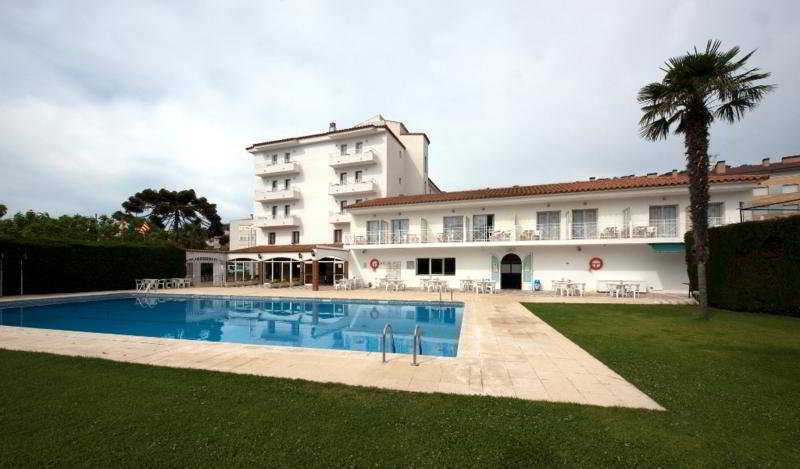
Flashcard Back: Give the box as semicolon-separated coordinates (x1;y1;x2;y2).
684;106;712;319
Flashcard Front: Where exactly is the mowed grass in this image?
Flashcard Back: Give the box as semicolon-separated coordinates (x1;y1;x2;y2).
0;304;798;467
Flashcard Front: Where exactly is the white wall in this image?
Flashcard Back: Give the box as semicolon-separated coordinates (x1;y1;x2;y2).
247;120;432;247
349;244;689;292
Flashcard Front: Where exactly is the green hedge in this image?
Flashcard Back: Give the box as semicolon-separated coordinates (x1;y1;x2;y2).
685;215;800;316
0;238;185;296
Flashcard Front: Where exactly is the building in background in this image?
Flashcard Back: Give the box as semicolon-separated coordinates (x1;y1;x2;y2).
190;117;797;293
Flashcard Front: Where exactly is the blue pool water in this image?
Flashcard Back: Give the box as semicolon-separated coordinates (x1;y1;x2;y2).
0;295;464;357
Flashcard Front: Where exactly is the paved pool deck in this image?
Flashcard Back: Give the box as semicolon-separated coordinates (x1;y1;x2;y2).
0;288;689;410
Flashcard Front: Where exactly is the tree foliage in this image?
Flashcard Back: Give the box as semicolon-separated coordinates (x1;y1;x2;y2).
117;189;223;236
0;203;7;218
638;40;773;316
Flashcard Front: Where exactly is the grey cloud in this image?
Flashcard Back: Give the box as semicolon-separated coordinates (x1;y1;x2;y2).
0;0;798;219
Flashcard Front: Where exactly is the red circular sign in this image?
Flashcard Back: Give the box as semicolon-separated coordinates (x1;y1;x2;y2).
369;258;380;271
589;257;604;270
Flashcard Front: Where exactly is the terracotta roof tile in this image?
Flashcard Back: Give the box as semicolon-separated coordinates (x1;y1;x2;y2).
345;174;766;209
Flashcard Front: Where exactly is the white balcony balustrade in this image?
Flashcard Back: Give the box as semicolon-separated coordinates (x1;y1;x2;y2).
255;161;300;177
344;218;684;246
328;212;351;224
328;149;378;168
329;178;377;196
254;188;301;202
254;215;300;228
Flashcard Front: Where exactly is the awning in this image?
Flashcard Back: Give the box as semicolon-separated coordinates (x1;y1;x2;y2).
649;243;685;253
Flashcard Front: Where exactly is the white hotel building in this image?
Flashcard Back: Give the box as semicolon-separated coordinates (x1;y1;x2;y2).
215;116;798;293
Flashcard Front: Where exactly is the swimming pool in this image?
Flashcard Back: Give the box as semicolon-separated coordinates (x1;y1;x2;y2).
0;294;464;357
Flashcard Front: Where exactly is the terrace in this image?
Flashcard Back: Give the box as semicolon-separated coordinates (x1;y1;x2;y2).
343;218;691;246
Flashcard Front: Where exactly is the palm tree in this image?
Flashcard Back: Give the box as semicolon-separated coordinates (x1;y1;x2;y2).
117;189;224;237
638;40;774;317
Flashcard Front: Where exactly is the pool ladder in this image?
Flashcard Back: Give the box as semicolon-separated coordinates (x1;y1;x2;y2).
381;322;423;366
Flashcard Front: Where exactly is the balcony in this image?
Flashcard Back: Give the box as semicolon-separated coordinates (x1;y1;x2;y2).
254;215;300;228
329;149;378;168
255;161;300;177
566;220;680;240
254;188;300;202
329;212;351;224
329;178;377;196
343;219;684;246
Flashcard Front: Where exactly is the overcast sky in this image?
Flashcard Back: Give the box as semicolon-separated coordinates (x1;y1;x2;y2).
1;1;798;220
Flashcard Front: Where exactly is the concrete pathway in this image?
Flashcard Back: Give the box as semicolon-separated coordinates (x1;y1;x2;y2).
0;287;672;410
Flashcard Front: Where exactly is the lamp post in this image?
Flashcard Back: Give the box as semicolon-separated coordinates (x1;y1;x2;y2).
20;252;27;296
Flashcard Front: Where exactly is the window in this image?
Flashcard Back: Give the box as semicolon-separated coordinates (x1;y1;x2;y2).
416;257;456;276
333;229;342;243
398;177;402;185
284;179;291;189
291;231;300;244
268;232;276;245
340;200;347;213
339;172;347;184
355;199;362;204
649;205;678;237
708;202;724;227
340;144;347;155
271;180;278;191
355;170;362;182
784;184;799;194
416;258;430;275
271;205;278;218
536;211;560;240
367;220;383;244
753;187;768;196
571;209;597;239
355;141;363;153
444;258;456;275
472;214;494;241
391;219;409;243
443;216;464;241
271;154;278;164
284;152;290;163
284;205;290;216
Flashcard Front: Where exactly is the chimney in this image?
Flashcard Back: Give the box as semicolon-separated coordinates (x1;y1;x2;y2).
671;169;678;177
329;122;336;132
713;160;727;174
762;158;770;167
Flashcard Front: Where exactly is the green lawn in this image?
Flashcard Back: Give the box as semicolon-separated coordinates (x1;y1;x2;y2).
1;304;799;467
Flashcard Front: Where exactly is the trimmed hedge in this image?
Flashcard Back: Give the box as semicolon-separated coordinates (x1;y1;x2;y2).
0;238;185;296
685;215;800;316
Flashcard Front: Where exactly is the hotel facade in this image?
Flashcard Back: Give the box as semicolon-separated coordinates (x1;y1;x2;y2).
203;116;799;293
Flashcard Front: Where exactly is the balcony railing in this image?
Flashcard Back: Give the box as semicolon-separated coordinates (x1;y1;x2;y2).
343;219;683;245
253;215;300;228
329;178;377;196
329;212;351;224
255;161;300;177
329;149;378;168
254;188;301;202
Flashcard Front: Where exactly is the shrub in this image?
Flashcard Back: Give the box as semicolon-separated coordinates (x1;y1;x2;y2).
685;215;800;316
0;238;185;296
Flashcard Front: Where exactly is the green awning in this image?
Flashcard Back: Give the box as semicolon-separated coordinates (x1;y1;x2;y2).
649;242;685;253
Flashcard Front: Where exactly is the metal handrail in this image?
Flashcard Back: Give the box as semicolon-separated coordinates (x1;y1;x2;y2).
412;326;423;366
381;322;394;363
